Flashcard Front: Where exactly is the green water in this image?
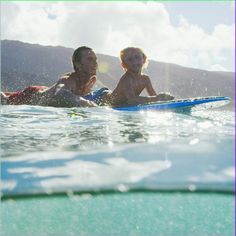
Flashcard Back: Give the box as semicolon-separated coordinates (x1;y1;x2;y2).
2;192;234;236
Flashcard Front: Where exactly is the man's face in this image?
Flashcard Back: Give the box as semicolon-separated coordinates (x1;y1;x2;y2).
79;49;98;76
123;49;144;73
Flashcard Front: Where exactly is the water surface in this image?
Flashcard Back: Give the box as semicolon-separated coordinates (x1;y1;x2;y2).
1;105;234;196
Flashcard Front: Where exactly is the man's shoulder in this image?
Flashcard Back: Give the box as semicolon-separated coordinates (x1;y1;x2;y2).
58;72;79;85
59;72;73;80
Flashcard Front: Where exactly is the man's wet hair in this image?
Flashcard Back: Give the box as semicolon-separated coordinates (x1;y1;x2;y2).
72;46;92;70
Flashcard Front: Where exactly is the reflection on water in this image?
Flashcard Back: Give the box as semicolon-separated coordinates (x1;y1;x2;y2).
1;139;234;196
118;115;148;143
2;151;172;195
0;106;234;157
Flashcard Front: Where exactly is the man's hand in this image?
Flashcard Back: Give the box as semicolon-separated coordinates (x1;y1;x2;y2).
77;97;97;107
1;92;9;105
83;76;96;95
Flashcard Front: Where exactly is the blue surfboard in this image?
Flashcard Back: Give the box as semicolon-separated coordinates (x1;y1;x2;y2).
113;96;230;111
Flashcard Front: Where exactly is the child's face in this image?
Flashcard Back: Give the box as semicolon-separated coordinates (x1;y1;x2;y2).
123;49;144;73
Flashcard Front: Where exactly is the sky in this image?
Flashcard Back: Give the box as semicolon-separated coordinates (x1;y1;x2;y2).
1;1;235;72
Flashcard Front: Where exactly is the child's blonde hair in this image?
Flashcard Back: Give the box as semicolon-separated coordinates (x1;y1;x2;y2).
120;47;147;69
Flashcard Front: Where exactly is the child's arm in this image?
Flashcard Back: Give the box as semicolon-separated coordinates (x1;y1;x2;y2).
145;76;157;96
125;76;174;105
124;79;157;105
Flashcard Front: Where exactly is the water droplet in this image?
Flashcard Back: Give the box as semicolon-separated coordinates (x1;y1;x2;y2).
189;138;199;145
188;184;197;192
117;184;129;192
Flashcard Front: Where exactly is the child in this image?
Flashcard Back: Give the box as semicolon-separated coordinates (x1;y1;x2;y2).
108;47;174;106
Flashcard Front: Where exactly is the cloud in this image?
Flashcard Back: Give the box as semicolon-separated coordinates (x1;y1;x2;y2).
1;2;234;71
1;2;65;45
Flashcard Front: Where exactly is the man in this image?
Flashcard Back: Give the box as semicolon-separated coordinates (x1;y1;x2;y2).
1;46;100;107
38;46;100;107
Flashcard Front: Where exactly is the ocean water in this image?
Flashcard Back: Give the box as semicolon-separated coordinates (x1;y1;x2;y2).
1;104;234;196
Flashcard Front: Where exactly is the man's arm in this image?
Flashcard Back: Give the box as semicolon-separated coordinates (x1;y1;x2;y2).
39;84;97;107
82;76;96;95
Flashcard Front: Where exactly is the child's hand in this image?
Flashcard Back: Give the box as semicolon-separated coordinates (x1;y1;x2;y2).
157;93;174;101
